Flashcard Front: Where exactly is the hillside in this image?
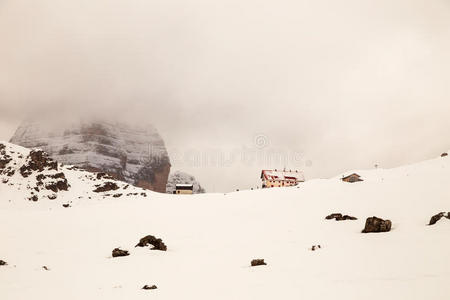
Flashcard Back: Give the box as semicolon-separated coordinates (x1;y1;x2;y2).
1;141;449;299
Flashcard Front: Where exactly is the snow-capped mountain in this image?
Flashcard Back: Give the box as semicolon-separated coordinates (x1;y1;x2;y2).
166;170;205;194
10;119;171;193
0;141;149;209
1;141;449;299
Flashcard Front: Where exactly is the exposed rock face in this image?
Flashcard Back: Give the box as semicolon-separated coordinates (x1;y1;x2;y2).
362;216;392;233
166;171;205;194
10;119;171;193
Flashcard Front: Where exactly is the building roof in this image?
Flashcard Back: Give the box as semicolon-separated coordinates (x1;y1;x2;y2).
342;173;361;180
261;169;305;182
175;184;194;190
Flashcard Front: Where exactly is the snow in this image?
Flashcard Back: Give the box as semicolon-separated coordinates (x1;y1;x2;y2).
1;141;450;299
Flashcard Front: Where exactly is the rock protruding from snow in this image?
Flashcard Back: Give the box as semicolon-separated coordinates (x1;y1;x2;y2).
362;216;392;233
142;285;158;290
0;260;7;266
112;248;130;258
135;235;167;251
19;150;58;178
325;213;357;221
166;171;205;194
428;212;449;225
10;119;171;193
93;182;119;193
251;259;267;267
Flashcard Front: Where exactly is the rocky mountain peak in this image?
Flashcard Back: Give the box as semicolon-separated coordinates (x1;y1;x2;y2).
10;118;171;193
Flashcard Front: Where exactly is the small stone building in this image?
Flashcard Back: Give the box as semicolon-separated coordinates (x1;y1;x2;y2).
174;184;194;194
341;173;363;183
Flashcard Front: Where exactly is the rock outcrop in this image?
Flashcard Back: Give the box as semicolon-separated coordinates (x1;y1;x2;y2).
10;119;171;193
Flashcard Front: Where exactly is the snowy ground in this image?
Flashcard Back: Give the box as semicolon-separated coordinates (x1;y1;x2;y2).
1;142;449;299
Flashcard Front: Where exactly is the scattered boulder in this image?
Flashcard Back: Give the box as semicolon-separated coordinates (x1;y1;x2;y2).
42;266;50;271
0;260;7;266
142;285;158;290
441;153;448;157
428;212;449;225
113;193;122;198
112;248;130;257
93;182;119;193
311;245;322;251
251;259;267;267
135;235;167;251
62;204;71;208
362;216;392;233
325;213;357;221
28;195;38;202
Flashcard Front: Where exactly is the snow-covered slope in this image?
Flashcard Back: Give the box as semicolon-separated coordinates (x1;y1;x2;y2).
166;170;205;194
1;141;449;299
0;142;149;210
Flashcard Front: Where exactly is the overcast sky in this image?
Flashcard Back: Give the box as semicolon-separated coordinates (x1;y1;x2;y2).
1;0;450;192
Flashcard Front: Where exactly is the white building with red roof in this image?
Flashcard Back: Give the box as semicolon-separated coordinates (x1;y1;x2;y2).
260;169;305;188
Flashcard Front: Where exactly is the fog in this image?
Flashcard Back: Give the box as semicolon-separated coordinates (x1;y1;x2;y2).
1;0;450;191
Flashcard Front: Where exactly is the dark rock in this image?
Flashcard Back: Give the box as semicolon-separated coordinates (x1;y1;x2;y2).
441;153;448;157
325;213;342;220
0;260;7;266
44;173;69;193
62;204;71;208
326;213;357;221
112;248;130;257
311;245;322;251
29;195;38;202
48;194;57;200
362;216;392;233
429;212;447;225
19;150;58;178
42;266;50;271
113;193;122;198
251;259;267;267
142;285;158;290
135;235;167;251
96;172;114;180
93;182;119;193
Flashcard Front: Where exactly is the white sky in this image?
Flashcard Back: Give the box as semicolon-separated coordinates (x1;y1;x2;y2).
1;0;450;191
